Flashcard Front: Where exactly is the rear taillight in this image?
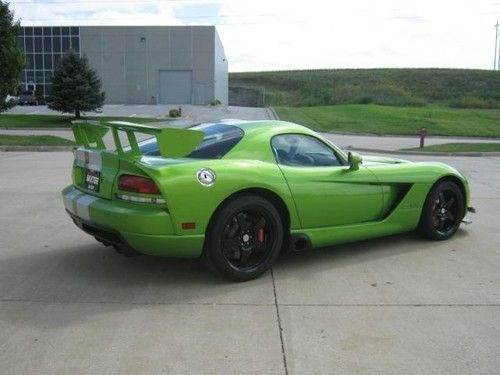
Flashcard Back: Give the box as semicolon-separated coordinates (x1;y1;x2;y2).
118;175;160;195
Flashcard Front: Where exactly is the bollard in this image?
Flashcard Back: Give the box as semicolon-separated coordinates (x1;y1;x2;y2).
420;127;428;148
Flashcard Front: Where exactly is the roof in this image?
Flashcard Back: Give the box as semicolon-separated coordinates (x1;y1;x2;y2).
215;119;316;137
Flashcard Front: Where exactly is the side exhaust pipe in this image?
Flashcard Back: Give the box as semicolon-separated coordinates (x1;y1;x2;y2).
289;234;312;252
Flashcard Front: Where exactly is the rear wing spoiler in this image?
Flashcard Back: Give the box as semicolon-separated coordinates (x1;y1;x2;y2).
71;120;204;158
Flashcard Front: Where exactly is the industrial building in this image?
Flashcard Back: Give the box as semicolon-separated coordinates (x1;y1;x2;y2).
16;25;228;105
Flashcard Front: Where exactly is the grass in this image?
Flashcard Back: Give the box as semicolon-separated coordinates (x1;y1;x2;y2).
230;68;500;107
0;114;159;128
0;134;75;146
402;143;500;153
275;104;500;137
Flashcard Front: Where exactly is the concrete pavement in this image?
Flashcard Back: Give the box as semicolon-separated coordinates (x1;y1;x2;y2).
0;151;499;374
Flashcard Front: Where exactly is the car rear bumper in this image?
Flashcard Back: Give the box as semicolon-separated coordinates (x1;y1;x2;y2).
62;185;204;258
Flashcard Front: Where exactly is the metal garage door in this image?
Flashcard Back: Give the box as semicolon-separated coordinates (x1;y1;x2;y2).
159;70;192;104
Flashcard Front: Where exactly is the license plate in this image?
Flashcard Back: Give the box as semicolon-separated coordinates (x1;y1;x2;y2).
85;169;100;192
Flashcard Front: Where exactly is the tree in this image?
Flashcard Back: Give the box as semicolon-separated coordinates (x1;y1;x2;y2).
49;50;105;118
0;1;24;113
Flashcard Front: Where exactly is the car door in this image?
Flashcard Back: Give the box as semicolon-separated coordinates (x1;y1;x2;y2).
272;134;383;229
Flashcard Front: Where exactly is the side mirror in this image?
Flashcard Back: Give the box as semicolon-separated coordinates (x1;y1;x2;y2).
348;152;362;171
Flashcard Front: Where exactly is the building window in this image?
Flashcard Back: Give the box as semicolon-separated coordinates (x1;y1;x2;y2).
43;37;52;52
53;54;62;68
71;36;79;52
26;70;34;84
34;37;43;53
35;70;44;84
61;37;70;52
26;54;34;70
25;37;33;53
19;26;80;96
43;54;53;70
34;55;43;70
53;36;61;53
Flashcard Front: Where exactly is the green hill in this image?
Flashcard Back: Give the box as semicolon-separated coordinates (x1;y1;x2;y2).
229;68;500;108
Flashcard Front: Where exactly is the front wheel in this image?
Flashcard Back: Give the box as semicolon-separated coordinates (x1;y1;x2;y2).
418;180;465;240
203;195;284;281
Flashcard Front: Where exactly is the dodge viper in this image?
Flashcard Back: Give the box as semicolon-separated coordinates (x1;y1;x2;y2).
62;119;473;281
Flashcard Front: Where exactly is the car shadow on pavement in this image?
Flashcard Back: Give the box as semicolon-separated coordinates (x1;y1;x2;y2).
0;228;469;328
273;228;470;279
0;241;276;329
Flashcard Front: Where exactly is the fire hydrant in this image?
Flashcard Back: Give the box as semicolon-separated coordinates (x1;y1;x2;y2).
420;127;428;148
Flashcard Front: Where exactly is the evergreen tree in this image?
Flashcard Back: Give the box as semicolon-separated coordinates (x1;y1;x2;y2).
49;50;105;118
0;1;25;113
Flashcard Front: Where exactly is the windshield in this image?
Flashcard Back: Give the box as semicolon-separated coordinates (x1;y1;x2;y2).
138;123;244;159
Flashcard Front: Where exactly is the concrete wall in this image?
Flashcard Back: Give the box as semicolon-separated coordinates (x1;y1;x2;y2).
80;26;225;105
213;31;228;105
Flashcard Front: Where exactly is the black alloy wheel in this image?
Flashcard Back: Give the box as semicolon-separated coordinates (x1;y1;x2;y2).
203;195;283;281
419;180;464;240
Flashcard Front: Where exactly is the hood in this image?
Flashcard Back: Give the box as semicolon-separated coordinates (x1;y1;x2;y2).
361;154;411;165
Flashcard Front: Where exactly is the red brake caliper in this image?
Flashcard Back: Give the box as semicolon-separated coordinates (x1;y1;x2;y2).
257;228;265;243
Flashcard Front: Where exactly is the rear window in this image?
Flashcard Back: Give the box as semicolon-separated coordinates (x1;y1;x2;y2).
139;123;244;159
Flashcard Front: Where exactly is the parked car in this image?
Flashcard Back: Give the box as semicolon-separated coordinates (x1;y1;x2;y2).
62;120;474;281
18;90;37;105
4;95;19;105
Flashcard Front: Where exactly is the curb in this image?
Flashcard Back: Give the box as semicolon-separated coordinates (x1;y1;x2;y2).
0;146;74;152
267;107;279;120
323;130;500;140
345;146;500;157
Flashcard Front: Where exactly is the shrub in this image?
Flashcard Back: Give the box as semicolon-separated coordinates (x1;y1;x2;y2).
449;96;498;109
210;99;222;106
357;96;373;104
169;108;180;117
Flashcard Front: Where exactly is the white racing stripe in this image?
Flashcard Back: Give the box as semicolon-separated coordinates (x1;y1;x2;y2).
75;195;98;222
87;150;102;171
74;148;86;168
63;189;99;222
63;189;83;215
74;148;102;172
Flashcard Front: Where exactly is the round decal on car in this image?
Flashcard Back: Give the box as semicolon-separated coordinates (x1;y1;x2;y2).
197;168;216;187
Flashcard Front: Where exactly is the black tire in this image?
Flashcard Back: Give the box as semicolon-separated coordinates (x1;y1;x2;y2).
418;180;465;240
203;195;284;281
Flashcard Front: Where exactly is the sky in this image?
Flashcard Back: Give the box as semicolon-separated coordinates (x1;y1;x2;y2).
7;0;500;72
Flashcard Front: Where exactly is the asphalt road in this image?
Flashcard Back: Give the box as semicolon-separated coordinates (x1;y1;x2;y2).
0;151;499;374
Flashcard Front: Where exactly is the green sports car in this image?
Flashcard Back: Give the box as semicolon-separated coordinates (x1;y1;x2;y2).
62;119;473;281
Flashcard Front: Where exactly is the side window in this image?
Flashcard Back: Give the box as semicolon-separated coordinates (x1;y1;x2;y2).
272;134;342;167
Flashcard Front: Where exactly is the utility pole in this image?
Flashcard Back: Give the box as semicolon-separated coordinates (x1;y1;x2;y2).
496;20;500;70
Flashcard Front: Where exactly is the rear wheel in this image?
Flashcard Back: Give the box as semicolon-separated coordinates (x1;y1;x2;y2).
203;195;283;281
418;180;464;240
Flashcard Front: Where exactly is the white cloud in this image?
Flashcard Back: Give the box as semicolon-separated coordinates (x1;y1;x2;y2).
8;0;500;71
